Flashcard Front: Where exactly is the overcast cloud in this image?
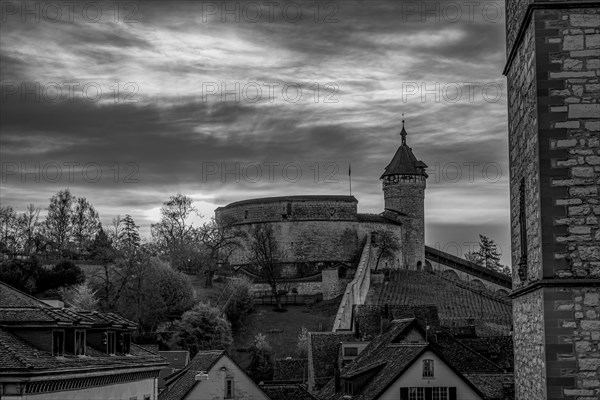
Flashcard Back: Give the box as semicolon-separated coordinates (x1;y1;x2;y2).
0;0;511;263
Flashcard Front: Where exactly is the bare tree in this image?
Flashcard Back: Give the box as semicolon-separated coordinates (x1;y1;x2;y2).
197;216;243;287
151;194;201;272
373;230;400;271
247;224;285;309
0;206;19;257
72;197;100;255
19;204;41;256
45;189;75;254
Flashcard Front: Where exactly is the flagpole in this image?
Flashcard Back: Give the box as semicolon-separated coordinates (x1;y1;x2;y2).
349;164;352;196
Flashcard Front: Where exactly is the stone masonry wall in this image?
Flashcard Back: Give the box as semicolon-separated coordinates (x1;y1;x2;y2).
217;198;357;224
512;289;546;400
506;2;600;399
383;179;425;268
507;19;542;287
543;286;600;399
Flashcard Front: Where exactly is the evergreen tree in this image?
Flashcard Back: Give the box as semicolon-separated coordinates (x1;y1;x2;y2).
119;214;141;254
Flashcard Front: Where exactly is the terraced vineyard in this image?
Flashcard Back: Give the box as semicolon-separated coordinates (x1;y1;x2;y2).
366;270;512;331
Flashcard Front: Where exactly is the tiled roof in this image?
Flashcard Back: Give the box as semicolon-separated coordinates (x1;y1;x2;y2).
261;383;318;400
217;195;358;210
354;304;440;340
0;283;45;307
465;373;514;400
0;328;166;372
366;270;512;330
309;332;356;389
0;282;135;329
425;245;512;287
273;358;307;382
159;351;190;369
160;350;224;400
319;319;490;400
380;127;428;179
431;331;505;374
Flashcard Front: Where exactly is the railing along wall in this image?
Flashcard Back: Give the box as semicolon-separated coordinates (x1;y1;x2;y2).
332;236;372;331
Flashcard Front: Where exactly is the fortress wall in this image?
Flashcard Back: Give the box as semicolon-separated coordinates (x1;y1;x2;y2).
225;219;403;269
217;198;357;224
427;258;509;294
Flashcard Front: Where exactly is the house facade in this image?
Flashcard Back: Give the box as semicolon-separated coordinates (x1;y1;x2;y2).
160;350;270;400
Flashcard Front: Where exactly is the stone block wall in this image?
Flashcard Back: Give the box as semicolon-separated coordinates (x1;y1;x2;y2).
217;197;358;224
383;179;425;267
506;1;600;399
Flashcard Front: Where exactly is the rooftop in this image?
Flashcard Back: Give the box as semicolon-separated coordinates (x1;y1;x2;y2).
216;195;358;210
160;350;225;400
380;123;428;179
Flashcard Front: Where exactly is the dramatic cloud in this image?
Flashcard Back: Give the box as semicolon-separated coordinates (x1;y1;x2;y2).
0;0;510;263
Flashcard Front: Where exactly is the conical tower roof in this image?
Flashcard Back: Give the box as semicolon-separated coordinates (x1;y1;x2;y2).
380;121;428;179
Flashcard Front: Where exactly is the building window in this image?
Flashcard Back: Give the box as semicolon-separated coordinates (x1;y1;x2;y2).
422;359;434;378
225;378;234;398
120;332;131;354
143;396;150;400
409;387;424;400
106;331;116;355
433;387;449;400
344;380;354;395
75;330;86;356
343;346;358;357
52;330;65;356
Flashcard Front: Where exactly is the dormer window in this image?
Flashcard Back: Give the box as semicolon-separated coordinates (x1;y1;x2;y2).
422;359;434;378
75;330;86;356
52;330;65;356
103;331;116;355
120;332;131;354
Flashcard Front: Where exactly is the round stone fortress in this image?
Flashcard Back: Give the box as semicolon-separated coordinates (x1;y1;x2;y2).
215;121;428;274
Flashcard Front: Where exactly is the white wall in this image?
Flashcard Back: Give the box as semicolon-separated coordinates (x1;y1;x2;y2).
184;355;269;400
15;378;156;400
379;350;482;400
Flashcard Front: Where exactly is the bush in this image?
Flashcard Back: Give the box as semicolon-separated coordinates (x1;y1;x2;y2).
38;260;85;293
225;276;254;329
247;333;274;383
169;302;233;357
0;257;40;293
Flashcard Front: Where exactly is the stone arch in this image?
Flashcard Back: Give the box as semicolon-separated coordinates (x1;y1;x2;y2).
496;288;510;297
469;279;485;290
442;269;460;281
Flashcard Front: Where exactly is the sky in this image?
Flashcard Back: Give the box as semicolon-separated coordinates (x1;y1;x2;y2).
0;0;511;264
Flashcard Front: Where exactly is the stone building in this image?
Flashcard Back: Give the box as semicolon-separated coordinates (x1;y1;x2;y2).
504;1;600;399
216;121;427;274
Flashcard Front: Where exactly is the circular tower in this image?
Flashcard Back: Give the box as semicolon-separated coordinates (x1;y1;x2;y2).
380;120;428;269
